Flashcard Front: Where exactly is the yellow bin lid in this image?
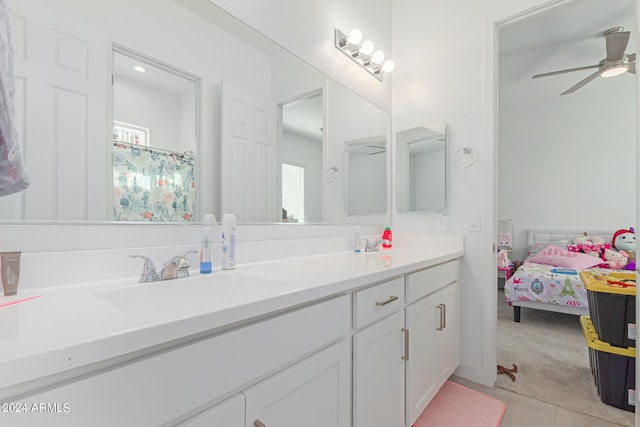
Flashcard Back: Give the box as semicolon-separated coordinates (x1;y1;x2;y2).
580;271;636;296
580;316;636;358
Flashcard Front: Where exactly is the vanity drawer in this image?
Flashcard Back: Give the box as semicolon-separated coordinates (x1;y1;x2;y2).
353;277;405;328
406;260;459;303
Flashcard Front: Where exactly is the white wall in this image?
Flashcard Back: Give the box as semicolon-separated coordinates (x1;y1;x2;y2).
282;131;323;223
499;79;636;260
114;76;183;152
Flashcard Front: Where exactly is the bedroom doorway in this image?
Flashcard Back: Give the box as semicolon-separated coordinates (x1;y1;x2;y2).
494;0;637;425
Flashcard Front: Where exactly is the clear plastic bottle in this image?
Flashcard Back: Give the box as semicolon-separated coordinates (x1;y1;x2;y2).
354;226;362;253
221;213;236;270
200;214;216;274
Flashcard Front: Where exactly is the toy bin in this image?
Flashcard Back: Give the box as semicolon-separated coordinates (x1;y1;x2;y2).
580;271;636;348
580;316;636;412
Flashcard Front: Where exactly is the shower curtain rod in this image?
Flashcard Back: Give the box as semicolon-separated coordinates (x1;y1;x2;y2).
113;141;194;159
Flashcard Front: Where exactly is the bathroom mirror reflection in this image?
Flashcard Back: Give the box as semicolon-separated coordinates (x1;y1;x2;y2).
345;136;388;216
112;46;201;222
396;123;447;213
6;0;390;226
280;90;323;224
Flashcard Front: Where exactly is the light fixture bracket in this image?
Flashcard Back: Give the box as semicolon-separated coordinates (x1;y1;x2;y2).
335;28;384;81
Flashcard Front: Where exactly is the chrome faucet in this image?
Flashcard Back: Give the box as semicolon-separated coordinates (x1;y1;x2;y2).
160;251;197;280
363;239;391;252
129;251;196;283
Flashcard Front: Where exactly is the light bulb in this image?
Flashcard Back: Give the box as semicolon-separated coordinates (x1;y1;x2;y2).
360;40;374;56
371;50;385;65
133;65;146;73
347;28;363;45
382;60;395;73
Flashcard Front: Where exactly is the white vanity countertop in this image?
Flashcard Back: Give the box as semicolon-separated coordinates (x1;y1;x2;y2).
0;247;462;394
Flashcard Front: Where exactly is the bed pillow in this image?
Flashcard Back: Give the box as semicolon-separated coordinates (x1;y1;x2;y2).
526;245;604;269
525;240;569;258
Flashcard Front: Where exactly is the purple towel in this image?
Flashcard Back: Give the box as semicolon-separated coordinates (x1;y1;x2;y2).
0;0;29;196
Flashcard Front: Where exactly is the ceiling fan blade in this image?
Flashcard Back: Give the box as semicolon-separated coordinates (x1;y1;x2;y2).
532;64;598;79
605;30;630;60
561;70;601;95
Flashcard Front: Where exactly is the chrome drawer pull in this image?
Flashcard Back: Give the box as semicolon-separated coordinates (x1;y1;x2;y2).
402;328;409;361
254;420;266;427
375;295;398;306
437;303;446;331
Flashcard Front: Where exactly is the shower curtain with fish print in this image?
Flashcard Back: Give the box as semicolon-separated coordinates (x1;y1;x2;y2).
112;143;195;222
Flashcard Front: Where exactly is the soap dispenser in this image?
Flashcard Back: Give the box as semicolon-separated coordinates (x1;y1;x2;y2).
200;214;216;274
354;226;362;253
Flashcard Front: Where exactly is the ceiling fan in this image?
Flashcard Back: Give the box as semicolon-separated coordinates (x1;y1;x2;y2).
532;27;636;95
366;145;385;155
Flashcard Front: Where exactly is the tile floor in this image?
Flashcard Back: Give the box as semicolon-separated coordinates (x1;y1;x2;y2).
451;376;635;427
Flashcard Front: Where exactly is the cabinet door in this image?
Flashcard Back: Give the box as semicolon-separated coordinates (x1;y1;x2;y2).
434;282;460;382
405;282;461;427
405;294;438;426
244;339;351;427
353;311;405;427
179;394;244;427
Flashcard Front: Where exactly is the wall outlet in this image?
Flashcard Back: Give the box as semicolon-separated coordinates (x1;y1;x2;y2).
437;213;448;231
468;212;481;232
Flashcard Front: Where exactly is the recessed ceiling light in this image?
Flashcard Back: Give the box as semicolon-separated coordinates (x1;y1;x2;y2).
133;65;146;73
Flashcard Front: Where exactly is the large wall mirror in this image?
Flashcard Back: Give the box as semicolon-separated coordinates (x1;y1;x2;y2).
396;123;447;213
6;0;390;225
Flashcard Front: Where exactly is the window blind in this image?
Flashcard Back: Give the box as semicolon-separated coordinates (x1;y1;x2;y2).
282;163;305;223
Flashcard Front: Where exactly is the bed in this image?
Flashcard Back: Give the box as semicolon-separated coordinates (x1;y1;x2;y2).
504;229;618;322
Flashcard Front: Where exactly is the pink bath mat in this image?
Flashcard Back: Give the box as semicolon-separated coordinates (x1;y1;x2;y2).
413;381;506;427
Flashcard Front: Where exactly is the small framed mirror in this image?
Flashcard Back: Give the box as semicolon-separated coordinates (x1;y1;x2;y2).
396;123;447;213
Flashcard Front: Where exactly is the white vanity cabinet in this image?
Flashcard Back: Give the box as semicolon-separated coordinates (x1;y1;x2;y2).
352;260;460;427
244;339;351;427
5;295;351;427
1;254;462;427
404;262;460;427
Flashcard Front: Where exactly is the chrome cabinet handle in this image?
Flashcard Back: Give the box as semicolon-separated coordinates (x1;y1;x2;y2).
437;303;446;331
375;295;398;306
254;420;266;427
402;328;409;361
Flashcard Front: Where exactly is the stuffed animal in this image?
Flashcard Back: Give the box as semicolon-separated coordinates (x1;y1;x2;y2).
497;249;511;269
603;248;628;270
573;233;606;245
612;227;636;271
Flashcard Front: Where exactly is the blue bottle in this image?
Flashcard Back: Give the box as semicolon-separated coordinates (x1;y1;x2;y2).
200;214;216;274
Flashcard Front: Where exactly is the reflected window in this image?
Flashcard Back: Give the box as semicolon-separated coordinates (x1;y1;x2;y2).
282;163;305;223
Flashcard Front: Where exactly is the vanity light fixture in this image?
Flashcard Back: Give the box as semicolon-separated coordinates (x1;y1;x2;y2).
335;28;394;81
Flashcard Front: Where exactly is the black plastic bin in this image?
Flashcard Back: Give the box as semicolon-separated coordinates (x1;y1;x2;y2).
580;316;636;412
580;271;636;348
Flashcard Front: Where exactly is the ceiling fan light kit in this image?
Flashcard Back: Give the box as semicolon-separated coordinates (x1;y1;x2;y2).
531;26;636;94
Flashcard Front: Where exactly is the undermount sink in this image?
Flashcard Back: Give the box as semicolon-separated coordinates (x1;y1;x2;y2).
95;273;291;313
